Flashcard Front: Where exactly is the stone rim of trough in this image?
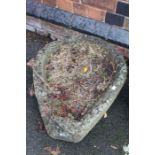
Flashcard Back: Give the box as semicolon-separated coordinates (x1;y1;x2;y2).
32;34;127;143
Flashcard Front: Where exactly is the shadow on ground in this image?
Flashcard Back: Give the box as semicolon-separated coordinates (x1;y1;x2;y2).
26;31;129;155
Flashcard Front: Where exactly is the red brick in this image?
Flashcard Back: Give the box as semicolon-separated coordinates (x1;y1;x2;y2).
73;3;86;16
43;0;56;7
81;0;117;11
57;0;73;13
73;2;106;21
85;5;106;21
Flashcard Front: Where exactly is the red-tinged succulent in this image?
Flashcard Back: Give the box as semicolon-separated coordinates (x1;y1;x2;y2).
57;104;68;117
57;94;69;101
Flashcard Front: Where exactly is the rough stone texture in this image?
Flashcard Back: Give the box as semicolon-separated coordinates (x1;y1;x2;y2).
53;9;74;26
32;35;127;143
108;26;129;45
26;0;129;46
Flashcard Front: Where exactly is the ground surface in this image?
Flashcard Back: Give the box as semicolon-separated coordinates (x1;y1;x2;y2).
26;31;129;155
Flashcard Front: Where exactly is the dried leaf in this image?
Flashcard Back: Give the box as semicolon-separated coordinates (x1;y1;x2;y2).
37;120;45;131
57;104;68;117
57;95;69;101
27;58;35;67
44;145;60;155
110;145;118;150
103;112;108;118
83;66;88;73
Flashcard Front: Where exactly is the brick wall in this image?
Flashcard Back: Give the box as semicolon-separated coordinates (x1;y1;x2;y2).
34;0;129;30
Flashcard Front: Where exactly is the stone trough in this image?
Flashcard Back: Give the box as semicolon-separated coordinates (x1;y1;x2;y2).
32;35;127;143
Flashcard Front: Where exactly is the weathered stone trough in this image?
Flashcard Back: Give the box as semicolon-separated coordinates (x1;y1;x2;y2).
32;35;127;143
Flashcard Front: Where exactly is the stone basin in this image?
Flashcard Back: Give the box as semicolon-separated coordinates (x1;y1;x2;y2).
32;35;127;143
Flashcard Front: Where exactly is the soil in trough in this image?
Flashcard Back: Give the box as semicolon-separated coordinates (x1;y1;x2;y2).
43;40;117;121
